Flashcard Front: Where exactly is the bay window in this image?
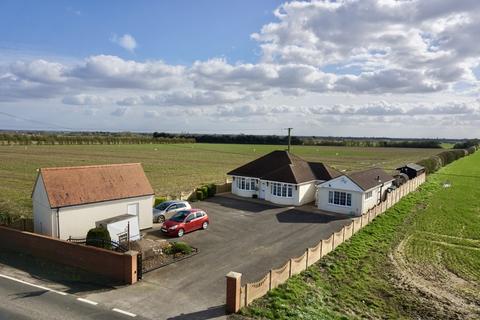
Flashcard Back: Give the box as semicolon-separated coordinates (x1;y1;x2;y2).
236;177;256;191
271;182;293;198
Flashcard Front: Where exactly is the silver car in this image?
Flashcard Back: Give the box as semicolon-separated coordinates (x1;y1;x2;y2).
153;200;191;223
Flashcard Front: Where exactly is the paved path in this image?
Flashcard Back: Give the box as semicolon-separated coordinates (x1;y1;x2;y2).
83;195;351;319
0;274;144;320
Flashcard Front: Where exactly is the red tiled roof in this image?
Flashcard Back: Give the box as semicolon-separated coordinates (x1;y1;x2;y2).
37;163;154;208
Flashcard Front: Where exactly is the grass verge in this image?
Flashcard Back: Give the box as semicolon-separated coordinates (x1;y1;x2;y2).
238;153;480;319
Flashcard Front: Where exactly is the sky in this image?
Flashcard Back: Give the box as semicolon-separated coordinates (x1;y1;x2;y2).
0;0;479;138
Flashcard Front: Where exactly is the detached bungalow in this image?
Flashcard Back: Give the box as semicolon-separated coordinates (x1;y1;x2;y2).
32;163;154;240
228;150;341;206
316;168;394;216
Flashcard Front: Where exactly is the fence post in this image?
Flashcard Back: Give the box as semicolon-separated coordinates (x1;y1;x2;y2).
305;249;309;268
269;270;273;290
288;259;293;277
226;271;242;313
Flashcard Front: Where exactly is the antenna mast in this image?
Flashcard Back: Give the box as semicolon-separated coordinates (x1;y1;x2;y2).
287;127;293;152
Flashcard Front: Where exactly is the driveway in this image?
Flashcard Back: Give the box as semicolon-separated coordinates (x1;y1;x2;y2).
83;195;352;319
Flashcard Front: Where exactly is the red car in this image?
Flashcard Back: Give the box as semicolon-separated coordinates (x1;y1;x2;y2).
161;209;209;237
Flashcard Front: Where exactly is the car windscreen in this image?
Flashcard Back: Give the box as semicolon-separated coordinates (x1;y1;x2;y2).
170;210;190;222
155;202;170;210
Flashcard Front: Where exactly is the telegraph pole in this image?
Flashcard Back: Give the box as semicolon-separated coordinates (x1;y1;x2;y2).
287;127;293;152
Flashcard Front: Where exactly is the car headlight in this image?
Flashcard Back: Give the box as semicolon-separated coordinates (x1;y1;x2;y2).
169;225;178;230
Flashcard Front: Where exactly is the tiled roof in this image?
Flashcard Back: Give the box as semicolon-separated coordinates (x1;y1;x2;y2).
227;150;341;184
347;168;394;191
37;163;154;208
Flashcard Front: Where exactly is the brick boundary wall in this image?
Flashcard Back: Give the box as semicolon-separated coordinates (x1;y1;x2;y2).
0;226;138;285
226;173;427;313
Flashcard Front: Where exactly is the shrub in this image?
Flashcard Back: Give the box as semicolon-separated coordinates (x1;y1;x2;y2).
154;197;168;207
164;241;192;255
206;183;217;197
196;190;204;201
86;227;111;250
200;186;208;197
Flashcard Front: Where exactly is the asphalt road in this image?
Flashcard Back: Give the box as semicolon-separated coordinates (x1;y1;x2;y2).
0;275;141;320
84;195;352;319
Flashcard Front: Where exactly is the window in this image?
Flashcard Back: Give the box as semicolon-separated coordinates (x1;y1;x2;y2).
195;211;205;218
365;191;373;200
328;191;352;207
236;177;256;191
271;182;294;198
186;214;195;222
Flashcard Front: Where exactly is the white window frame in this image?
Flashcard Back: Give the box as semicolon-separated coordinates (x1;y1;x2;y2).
236;177;256;191
328;190;352;207
271;182;293;198
365;191;373;200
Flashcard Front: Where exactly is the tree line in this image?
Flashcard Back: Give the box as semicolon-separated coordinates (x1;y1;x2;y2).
0;132;194;145
153;132;444;148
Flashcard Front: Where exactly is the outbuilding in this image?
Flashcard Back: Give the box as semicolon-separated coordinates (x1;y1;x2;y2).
32;163;154;240
316;168;394;216
396;163;425;179
228;150;341;206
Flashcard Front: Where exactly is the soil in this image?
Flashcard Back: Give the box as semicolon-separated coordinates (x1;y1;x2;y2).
390;235;480;319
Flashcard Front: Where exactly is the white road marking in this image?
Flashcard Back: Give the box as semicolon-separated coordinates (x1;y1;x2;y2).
0;274;68;296
112;308;137;317
77;297;98;305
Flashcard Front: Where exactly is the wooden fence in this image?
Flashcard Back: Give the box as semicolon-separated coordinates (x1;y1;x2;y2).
226;173;426;313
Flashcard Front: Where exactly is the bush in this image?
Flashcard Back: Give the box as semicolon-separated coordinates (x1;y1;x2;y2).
164;241;192;255
196;190;205;201
86;227;111;250
206;183;217;197
154;197;168;207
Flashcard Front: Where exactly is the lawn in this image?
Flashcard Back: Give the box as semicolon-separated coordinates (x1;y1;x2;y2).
238;152;480;319
0;143;440;218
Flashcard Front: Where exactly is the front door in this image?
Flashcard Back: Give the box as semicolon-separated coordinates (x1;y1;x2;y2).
259;182;266;199
127;203;139;218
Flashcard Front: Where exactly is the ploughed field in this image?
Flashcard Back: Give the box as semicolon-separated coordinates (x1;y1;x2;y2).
0;143;440;218
238;151;480;319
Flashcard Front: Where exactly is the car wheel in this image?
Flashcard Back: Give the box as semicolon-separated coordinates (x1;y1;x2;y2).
159;215;166;223
202;222;209;230
177;229;185;237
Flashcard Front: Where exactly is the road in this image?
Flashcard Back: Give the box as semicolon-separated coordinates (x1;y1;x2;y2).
0;274;141;320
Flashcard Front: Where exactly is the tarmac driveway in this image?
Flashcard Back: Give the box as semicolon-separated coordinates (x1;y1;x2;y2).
84;195;352;320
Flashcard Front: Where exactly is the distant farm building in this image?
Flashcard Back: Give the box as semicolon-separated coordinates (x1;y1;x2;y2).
396;163;426;179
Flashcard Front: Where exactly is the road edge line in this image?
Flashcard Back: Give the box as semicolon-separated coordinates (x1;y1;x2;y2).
112;308;137;317
0;274;68;296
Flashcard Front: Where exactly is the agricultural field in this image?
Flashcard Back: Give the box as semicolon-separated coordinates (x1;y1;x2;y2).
238;151;480;319
0;143;440;218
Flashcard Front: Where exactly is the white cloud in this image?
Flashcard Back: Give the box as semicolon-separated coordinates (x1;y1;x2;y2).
62;94;108;106
1;1;480;137
110;107;128;117
111;34;137;53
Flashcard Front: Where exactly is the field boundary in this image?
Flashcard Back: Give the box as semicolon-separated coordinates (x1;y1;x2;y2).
225;173;426;313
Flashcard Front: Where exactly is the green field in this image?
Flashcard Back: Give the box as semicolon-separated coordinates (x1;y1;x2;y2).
0;143;440;218
239;152;480;319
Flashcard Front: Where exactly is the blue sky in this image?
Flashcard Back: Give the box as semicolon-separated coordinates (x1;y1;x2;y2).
0;1;280;64
0;1;479;138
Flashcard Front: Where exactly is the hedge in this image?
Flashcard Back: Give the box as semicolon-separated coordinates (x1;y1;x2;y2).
416;148;469;174
194;183;217;201
154;197;168;207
